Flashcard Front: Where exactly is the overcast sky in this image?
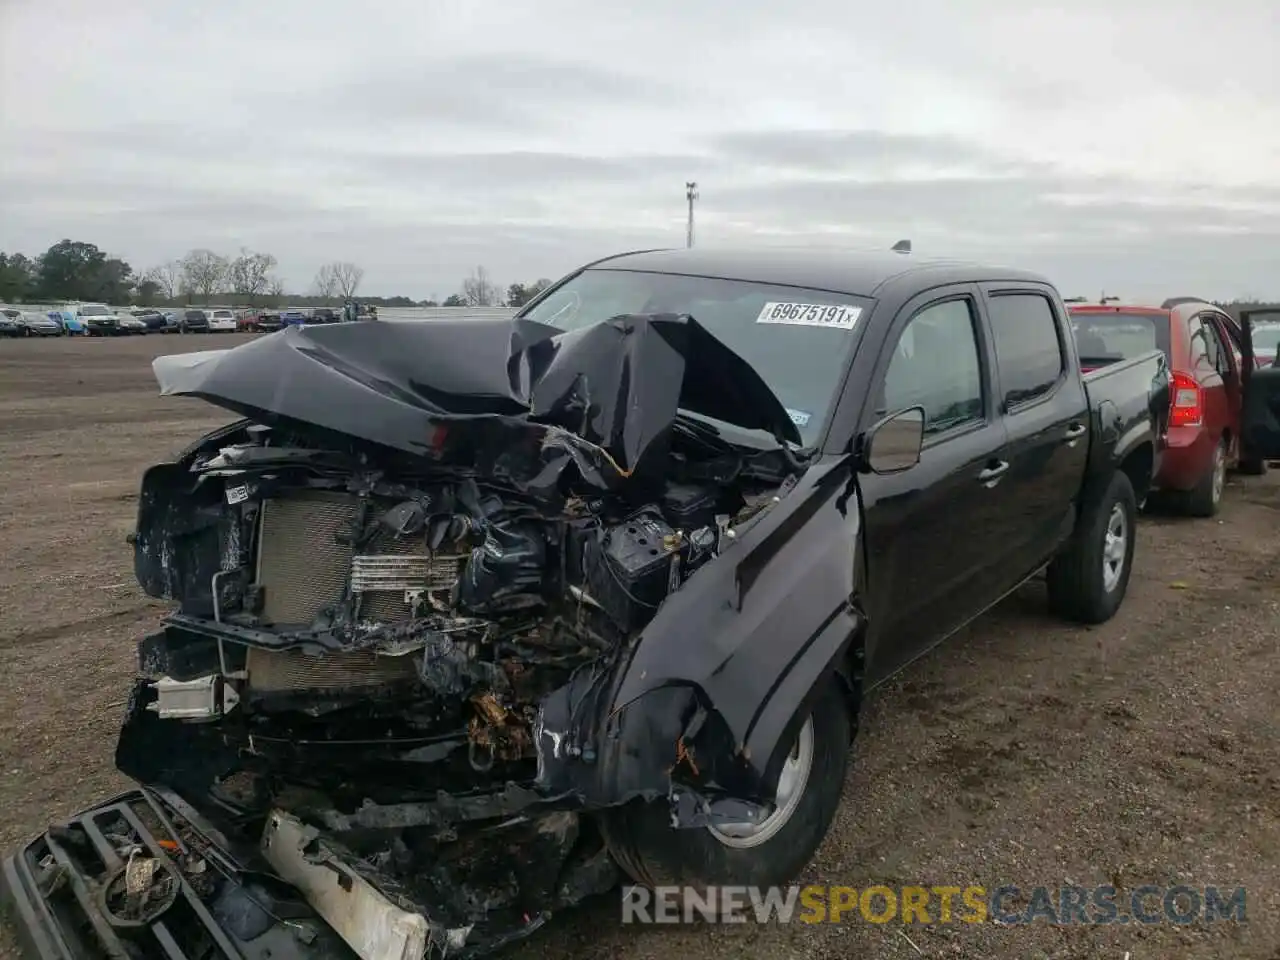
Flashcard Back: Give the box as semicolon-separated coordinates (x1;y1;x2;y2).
3;0;1278;301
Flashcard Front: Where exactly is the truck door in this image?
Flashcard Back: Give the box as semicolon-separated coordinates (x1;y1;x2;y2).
857;284;1011;683
979;286;1090;579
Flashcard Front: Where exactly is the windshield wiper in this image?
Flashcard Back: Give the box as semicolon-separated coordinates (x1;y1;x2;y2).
673;412;732;453
674;410;721;437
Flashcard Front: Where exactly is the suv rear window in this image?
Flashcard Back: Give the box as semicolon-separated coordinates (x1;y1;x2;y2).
185;310;207;320
1070;311;1170;364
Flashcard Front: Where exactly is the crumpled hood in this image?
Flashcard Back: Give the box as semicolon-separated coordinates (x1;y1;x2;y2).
153;313;801;485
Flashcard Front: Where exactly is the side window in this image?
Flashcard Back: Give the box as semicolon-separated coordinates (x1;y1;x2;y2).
1202;316;1233;374
985;293;1066;408
1188;317;1215;373
881;298;984;436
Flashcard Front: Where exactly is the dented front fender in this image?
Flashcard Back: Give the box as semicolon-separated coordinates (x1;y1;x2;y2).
537;454;864;811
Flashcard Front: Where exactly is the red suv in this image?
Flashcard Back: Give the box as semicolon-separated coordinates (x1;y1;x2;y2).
1069;299;1265;517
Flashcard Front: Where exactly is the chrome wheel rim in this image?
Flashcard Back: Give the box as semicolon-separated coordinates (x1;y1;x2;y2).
1211;446;1226;505
708;717;813;848
1102;503;1127;593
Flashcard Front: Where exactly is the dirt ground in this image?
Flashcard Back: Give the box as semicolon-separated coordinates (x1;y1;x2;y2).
0;333;1277;960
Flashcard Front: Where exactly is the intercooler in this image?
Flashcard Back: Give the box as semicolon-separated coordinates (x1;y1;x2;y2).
246;490;468;693
244;647;421;692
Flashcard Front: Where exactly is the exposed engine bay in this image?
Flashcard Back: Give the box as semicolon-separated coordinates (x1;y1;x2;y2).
118;314;825;953
131;417;796;775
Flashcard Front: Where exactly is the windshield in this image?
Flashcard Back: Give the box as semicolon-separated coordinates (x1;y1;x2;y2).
1070;311;1169;363
520;268;869;446
78;305;109;317
212;310;233;318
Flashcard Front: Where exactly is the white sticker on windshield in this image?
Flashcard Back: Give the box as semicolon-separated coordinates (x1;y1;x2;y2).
756;302;862;330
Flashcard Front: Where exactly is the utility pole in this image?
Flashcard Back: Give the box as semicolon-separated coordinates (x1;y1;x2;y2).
685;181;699;248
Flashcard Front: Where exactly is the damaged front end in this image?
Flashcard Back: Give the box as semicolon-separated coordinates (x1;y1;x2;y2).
10;315;866;958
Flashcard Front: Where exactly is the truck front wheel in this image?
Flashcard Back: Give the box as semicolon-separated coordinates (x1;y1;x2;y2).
598;677;850;895
1046;469;1137;624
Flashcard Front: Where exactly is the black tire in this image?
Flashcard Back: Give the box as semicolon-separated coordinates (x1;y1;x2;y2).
598;677;850;892
1184;438;1227;518
1046;469;1137;624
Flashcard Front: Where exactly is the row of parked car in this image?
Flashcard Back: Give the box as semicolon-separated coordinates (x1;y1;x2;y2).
1068;297;1280;518
0;304;242;336
0;303;377;337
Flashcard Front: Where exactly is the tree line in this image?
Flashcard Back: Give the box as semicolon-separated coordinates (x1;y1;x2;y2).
0;239;556;309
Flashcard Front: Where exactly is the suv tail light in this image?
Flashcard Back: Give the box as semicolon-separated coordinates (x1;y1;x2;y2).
1169;371;1203;427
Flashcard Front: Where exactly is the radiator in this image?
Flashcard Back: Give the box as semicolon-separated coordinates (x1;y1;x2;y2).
254;490;467;627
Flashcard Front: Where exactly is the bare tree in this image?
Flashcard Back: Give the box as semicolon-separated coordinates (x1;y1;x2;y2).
462;265;499;307
180;249;230;304
228;248;279;304
311;265;338;299
267;277;285;299
144;261;181;300
314;261;363;299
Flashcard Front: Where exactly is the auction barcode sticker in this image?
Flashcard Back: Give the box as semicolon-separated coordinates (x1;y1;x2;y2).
756;302;862;329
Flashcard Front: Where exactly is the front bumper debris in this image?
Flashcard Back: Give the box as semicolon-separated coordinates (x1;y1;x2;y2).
0;787;357;960
0;784;615;960
260;810;460;960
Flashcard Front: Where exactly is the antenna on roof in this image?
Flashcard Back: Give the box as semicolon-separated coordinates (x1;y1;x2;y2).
891;239;911;254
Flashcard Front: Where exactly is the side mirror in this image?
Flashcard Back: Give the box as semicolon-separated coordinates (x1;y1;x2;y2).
860;406;925;474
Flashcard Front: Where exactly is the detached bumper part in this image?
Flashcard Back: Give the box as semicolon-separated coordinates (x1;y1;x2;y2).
261;810;471;960
0;789;353;960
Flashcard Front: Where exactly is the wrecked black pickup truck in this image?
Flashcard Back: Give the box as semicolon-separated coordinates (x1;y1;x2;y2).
2;248;1173;960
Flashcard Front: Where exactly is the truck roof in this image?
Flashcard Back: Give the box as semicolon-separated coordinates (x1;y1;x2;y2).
590;246;1050;298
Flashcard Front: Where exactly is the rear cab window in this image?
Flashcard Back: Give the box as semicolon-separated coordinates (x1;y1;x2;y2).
1068;309;1170;369
985;292;1066;408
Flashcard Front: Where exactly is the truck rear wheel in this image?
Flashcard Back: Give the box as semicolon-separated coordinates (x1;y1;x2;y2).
598;677;850;894
1046;469;1137;624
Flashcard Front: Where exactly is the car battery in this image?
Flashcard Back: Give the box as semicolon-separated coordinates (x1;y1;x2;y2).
580;510;680;632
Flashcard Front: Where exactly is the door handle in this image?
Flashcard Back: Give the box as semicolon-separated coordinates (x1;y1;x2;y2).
977;460;1009;483
1064;422;1087;441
